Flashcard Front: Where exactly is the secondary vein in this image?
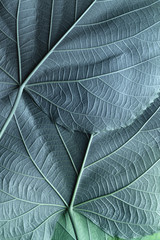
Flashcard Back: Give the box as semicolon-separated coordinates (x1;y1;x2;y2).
14;115;68;207
55;124;78;175
74;157;160;208
0;87;23;139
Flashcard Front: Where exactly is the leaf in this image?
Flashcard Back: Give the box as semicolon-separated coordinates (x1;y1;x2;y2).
0;92;88;239
25;0;160;133
53;212;110;240
53;212;160;240
0;0;160;239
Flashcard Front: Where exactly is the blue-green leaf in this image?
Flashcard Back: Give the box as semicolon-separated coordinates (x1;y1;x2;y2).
0;0;160;239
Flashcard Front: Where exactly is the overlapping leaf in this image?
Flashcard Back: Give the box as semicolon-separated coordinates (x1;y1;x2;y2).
0;0;160;239
26;0;160;132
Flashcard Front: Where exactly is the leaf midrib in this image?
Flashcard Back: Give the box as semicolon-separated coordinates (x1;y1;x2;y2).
16;0;22;84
